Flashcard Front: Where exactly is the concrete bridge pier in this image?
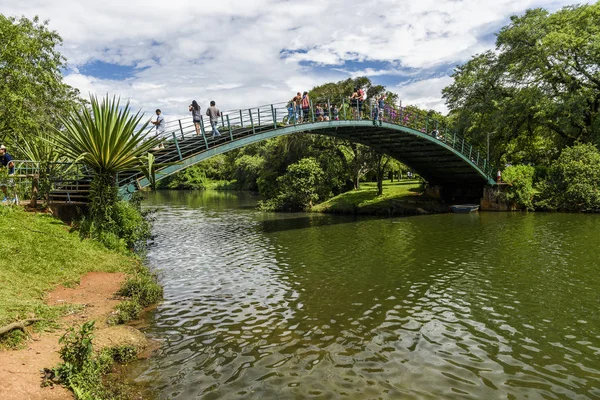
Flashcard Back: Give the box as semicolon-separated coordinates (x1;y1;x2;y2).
426;183;518;211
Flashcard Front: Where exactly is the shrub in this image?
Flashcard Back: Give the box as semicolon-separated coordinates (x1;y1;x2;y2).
109;300;143;325
537;143;600;212
75;199;151;253
51;321;140;400
109;267;162;325
501;165;536;210
117;270;163;308
260;157;324;211
55;321;95;380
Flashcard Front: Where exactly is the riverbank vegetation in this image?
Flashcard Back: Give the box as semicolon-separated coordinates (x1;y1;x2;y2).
0;207;138;348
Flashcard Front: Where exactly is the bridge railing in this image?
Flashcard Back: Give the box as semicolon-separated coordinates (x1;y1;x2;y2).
134;98;495;186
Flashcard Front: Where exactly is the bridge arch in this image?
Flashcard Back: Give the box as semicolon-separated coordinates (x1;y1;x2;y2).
118;102;495;195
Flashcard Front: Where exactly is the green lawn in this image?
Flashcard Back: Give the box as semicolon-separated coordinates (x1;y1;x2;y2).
313;180;428;214
0;207;137;329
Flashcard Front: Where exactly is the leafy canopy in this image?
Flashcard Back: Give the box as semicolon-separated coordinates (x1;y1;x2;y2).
0;15;80;142
443;3;600;165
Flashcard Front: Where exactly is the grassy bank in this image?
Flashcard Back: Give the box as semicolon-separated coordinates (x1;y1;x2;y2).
312;180;446;216
0;207;138;345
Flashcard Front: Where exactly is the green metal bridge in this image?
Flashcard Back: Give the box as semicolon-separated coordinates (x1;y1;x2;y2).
116;99;496;196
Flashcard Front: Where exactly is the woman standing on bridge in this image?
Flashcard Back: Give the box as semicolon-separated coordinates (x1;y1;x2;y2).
189;100;202;135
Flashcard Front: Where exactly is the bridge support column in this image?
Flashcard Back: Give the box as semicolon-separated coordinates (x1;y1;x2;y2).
480;185;519;211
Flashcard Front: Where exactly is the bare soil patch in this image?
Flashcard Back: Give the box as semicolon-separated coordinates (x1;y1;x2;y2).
0;272;126;400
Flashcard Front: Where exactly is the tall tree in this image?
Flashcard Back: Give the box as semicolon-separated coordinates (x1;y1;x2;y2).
0;15;80;143
443;3;600;165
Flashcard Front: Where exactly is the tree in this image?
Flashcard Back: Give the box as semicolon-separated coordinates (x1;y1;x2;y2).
0;15;80;142
537;143;600;212
52;95;161;230
443;3;600;165
275;157;325;210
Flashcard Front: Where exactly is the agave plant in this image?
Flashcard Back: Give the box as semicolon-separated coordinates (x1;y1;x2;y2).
53;94;161;228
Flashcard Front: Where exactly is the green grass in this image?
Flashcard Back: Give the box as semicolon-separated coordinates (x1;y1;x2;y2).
0;207;138;335
312;180;429;214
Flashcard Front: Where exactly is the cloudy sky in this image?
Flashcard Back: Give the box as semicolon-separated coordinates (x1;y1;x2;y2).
1;0;589;119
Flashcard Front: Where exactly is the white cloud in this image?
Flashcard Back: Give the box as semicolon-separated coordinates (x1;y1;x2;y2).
395;76;454;113
1;0;592;119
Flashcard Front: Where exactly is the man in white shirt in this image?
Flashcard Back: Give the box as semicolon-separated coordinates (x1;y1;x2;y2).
151;109;165;148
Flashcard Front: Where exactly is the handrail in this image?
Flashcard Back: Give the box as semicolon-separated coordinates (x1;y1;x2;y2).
144;98;495;181
9;99;494;193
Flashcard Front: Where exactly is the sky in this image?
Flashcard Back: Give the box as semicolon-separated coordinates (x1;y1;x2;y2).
1;0;589;120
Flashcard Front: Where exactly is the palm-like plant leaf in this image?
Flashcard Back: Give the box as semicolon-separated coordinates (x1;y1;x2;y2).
53;95;161;174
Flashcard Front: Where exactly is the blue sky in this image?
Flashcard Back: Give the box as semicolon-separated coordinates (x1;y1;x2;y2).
1;0;591;119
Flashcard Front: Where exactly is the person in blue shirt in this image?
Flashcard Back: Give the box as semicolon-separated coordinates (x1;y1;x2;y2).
0;144;15;202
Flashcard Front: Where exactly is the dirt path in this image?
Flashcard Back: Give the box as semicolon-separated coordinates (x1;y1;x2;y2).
0;272;126;400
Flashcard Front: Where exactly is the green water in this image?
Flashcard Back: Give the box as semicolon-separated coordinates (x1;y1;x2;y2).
132;190;600;399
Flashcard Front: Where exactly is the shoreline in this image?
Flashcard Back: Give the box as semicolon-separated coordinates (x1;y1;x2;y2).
0;208;161;399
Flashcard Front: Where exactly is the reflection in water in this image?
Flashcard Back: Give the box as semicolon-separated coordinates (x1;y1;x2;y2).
133;191;600;399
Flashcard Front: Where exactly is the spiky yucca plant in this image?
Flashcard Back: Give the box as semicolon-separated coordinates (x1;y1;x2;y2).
53;95;161;229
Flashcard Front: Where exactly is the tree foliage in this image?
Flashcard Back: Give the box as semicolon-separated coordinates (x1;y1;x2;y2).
0;15;80;142
537;143;600;212
501;165;536;210
443;3;600;165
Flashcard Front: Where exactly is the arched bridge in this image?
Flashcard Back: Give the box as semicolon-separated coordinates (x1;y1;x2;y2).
117;100;496;195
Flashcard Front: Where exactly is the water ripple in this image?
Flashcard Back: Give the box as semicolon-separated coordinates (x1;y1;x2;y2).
131;192;600;399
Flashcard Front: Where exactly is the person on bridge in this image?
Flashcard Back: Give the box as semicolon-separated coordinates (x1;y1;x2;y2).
189;100;202;135
287;99;296;124
377;94;385;124
151;109;165;148
293;92;302;122
0;145;15;203
301;92;310;122
331;104;339;121
315;104;323;121
206;101;221;138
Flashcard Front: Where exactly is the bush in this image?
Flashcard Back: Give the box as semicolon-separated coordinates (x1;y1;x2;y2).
109;300;143;325
55;321;95;380
259;158;324;211
117;270;163;308
537;143;600;212
109;267;162;325
501;165;536;210
51;321;140;400
76;200;152;253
